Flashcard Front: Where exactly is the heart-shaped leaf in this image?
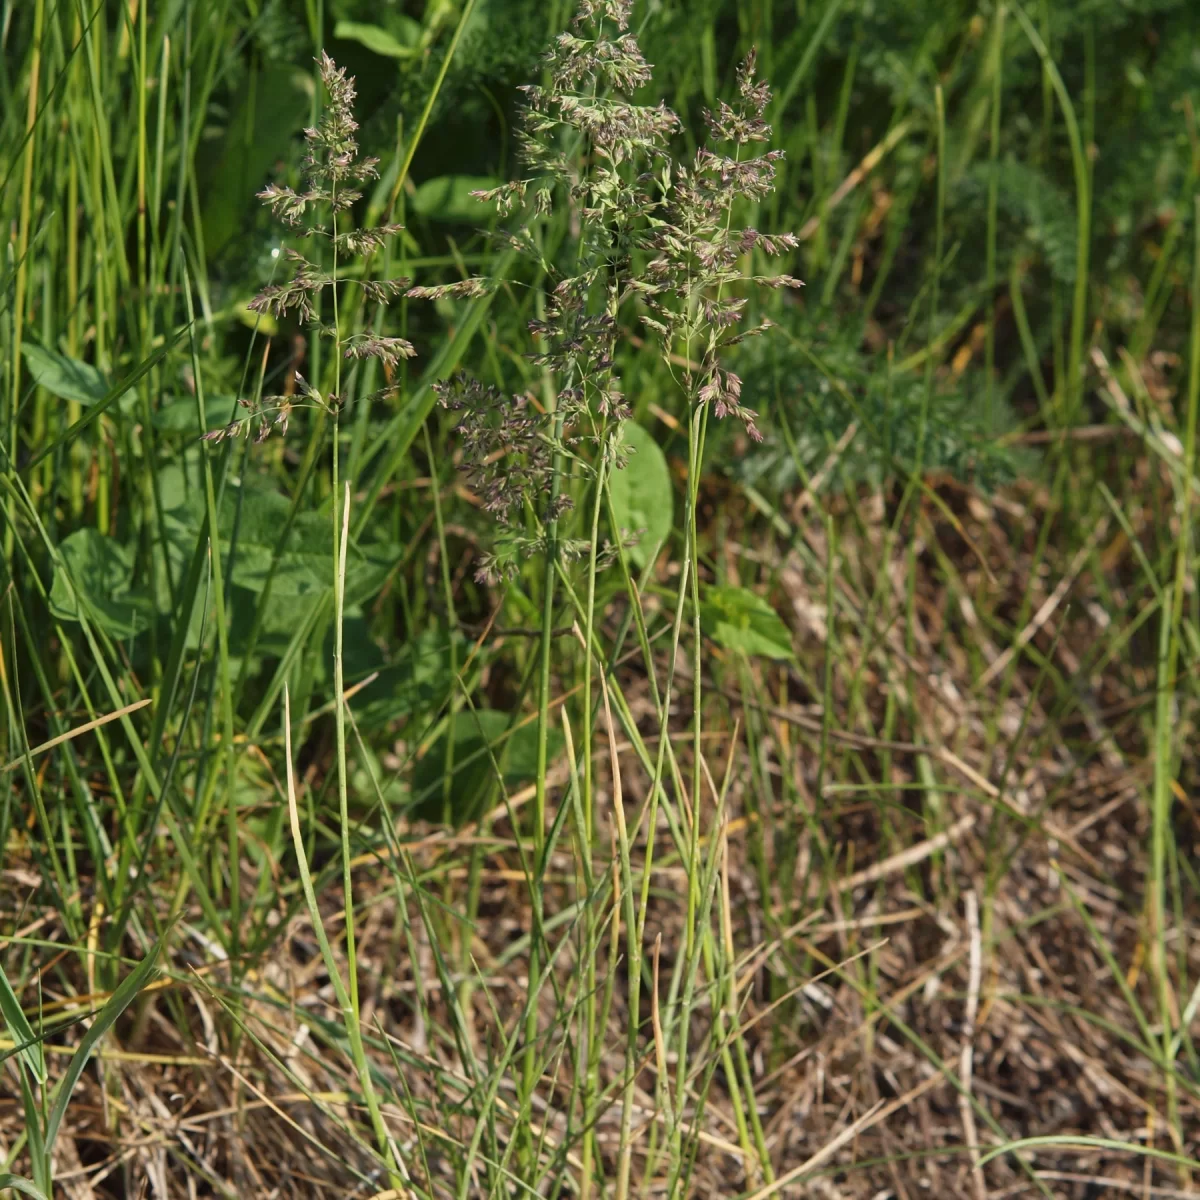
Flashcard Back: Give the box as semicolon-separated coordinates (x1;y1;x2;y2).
412;709;510;828
198;62;308;256
159;470;398;603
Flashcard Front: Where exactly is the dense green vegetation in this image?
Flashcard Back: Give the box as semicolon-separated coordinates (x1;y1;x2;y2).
1;0;1199;1196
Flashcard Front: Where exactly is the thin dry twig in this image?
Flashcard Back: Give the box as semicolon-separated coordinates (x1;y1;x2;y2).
960;889;987;1200
797;119;914;242
742;1070;947;1200
978;517;1109;687
0;697;152;774
833;812;976;894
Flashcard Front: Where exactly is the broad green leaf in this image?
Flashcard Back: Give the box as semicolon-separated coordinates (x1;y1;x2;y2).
198;63;307;257
701;585;795;662
411;710;559;828
158;470;398;603
21;344;134;412
24;327;188;474
503;720;564;786
232;300;278;336
43;941;162;1155
409;175;501;224
49;529;154;640
412;709;509;828
220;509;394;601
230;585;321;659
608;421;673;567
334;18;420;58
0;962;45;1083
344;625;463;731
152;394;240;434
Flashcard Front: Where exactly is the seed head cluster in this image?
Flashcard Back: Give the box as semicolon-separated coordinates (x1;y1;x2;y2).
220;9;801;594
209;53;451;445
436;0;801;581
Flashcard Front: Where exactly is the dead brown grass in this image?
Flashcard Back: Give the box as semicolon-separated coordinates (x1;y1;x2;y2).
3;466;1197;1200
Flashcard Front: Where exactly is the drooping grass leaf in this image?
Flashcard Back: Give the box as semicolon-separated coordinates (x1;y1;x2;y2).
410;175;502;224
0;1175;50;1200
0;962;45;1083
42;940;163;1155
334;18;421;58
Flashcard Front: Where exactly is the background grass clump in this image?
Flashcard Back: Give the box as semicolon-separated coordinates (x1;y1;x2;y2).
1;0;1200;1196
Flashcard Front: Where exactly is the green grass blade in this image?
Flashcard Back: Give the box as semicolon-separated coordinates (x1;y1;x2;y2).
42;937;163;1153
20;325;187;473
0;1174;51;1200
0;962;45;1083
